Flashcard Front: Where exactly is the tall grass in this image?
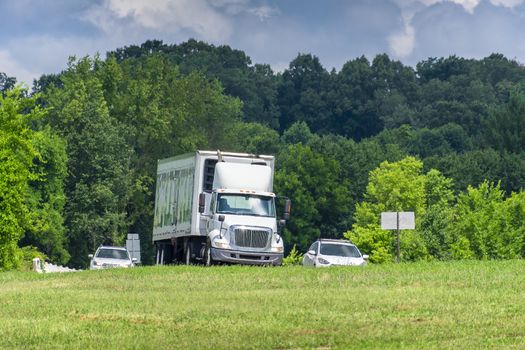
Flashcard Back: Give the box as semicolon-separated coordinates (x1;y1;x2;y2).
1;261;525;349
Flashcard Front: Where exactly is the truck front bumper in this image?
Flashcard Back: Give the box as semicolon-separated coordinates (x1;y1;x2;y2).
211;247;283;266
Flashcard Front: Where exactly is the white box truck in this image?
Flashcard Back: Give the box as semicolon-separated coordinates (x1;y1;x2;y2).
153;150;290;266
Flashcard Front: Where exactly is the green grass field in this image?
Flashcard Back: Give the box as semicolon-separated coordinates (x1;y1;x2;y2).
1;260;525;349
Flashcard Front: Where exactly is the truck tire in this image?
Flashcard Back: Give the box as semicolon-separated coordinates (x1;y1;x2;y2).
204;240;214;267
184;241;192;265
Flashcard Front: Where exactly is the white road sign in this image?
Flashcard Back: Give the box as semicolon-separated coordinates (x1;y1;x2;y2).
381;211;415;230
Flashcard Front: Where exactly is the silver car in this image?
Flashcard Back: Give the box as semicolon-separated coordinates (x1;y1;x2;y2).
89;246;136;270
302;239;368;267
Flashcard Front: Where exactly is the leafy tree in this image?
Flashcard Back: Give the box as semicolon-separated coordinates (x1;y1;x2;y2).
330;56;377;139
416;56;473;83
345;157;432;263
225;122;280;155
474;54;525;87
277;54;332;133
44;57;133;268
425;149;525;194
0;72;17;95
484;89;525;154
109;40;280;128
274;144;351;253
447;181;525;259
419;169;455;260
281;121;319;146
0;88;43;268
21;127;69;264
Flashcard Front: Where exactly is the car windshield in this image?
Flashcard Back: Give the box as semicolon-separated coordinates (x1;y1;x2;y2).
216;194;275;217
320;243;361;258
96;248;129;260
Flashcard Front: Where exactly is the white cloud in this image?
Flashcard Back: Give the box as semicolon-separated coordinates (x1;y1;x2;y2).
0;35;126;86
389;0;525;58
489;0;524;7
388;24;416;58
85;0;235;42
396;0;524;13
0;50;40;86
247;5;280;21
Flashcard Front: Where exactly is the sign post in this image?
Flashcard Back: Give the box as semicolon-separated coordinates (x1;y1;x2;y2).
126;233;141;264
381;211;415;263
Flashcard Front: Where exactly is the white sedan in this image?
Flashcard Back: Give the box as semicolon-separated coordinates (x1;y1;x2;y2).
89;246;136;270
302;239;368;267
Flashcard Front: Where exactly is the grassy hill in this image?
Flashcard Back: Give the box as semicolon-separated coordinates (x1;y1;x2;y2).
1;261;525;349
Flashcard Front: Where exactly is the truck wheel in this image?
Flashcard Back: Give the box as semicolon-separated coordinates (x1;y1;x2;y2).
184;242;192;265
204;240;214;267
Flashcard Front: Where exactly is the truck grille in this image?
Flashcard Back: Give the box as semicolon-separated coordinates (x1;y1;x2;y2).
234;228;271;248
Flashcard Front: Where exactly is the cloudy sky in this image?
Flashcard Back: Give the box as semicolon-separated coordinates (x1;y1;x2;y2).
1;0;525;85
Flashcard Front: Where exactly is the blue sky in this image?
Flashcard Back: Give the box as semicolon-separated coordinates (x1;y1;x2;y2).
1;0;525;85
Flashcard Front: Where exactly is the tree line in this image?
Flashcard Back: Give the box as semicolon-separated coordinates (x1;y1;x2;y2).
0;40;524;268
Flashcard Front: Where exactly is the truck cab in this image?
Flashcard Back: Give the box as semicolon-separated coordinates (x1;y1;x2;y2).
202;189;284;265
199;161;286;266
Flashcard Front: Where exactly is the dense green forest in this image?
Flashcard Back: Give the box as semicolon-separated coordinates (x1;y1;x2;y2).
1;39;524;268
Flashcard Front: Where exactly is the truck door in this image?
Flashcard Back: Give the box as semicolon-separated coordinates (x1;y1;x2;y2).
199;192;214;235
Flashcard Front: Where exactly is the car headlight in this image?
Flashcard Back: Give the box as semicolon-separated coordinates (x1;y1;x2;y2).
317;257;330;264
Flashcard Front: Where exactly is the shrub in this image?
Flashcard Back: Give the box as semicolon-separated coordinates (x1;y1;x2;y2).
283;245;303;266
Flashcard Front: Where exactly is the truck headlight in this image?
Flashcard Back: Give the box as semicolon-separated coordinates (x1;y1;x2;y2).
271;246;284;253
214;242;229;249
211;236;229;249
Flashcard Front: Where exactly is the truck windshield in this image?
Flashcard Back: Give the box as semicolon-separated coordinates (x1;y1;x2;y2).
216;194;275;217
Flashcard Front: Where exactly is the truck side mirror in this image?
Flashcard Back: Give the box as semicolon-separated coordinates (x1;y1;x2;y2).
283;199;291;220
198;193;206;213
218;215;225;239
279;219;286;228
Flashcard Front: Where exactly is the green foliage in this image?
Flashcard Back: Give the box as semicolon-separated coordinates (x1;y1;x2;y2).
0;72;17;95
484;89;525;153
419;170;456;260
448;181;525;260
10;41;525;267
425;149;525;194
0;89;44;269
19;245;48;271
21;127;69;264
345;157;452;263
275;144;352;253
225;122;280;155
44;57;133;267
109;40;280;128
282;245;304;266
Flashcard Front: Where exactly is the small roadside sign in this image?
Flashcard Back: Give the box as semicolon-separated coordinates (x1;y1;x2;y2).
380;211;415;263
381;212;415;230
126;233;141;263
